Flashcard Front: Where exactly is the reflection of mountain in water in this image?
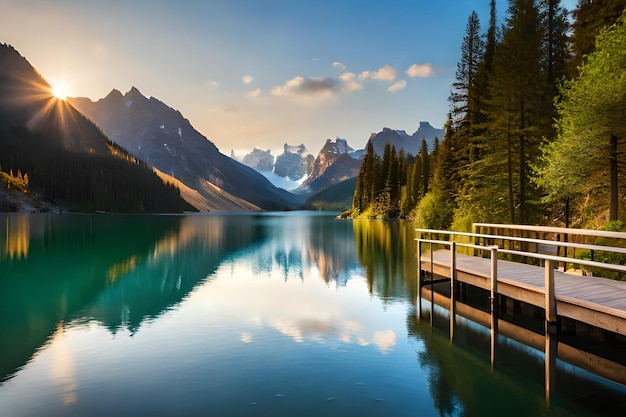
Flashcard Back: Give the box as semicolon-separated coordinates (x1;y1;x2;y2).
82;215;265;333
243;213;360;286
0;214;264;382
353;219;417;302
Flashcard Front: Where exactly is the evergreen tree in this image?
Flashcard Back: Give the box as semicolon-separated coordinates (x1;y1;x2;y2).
570;0;626;71
535;11;626;222
482;0;548;224
418;138;430;199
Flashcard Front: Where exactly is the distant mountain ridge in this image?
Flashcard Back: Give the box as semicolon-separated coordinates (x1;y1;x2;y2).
237;143;314;191
70;88;302;211
368;122;443;156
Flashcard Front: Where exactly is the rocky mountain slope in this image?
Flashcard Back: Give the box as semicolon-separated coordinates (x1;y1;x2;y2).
70;88;302;210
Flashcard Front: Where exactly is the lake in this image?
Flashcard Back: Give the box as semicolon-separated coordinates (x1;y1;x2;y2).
1;212;625;416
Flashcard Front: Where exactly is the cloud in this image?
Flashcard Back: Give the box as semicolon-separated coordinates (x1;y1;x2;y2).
339;72;363;92
332;61;346;69
242;75;254;84
387;80;407;92
271;72;365;104
358;71;370;80
406;63;434;78
272;75;342;97
371;65;396;81
246;88;262;98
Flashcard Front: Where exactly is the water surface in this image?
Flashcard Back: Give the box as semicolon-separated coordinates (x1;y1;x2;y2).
0;212;625;416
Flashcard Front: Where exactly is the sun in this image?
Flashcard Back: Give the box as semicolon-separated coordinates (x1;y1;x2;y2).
51;82;68;100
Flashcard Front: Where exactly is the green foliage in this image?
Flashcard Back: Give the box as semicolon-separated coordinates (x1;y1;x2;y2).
534;10;626;222
414;190;453;230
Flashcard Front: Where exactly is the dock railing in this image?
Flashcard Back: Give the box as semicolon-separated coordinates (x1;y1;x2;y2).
417;225;626;278
474;223;626;266
416;227;626;332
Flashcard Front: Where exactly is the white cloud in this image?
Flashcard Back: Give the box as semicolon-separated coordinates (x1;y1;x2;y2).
242;75;254;84
246;88;262;98
387;80;407;92
406;63;434;78
332;61;346;69
339;72;363;92
358;71;370;80
371;65;396;81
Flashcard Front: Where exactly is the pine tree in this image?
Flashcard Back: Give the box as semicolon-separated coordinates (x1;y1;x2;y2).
483;0;548;224
535;11;626;222
570;0;626;71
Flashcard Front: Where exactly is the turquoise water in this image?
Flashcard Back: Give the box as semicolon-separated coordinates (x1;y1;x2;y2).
0;212;625;416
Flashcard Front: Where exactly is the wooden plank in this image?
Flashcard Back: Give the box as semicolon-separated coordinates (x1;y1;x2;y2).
420;249;626;335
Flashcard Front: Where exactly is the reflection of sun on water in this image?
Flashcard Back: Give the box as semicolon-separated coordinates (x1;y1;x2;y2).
49;324;78;406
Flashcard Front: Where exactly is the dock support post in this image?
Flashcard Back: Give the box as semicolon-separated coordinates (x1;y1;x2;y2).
430;244;434;327
450;242;457;342
545;330;557;408
416;239;422;320
489;246;498;372
545;259;557;333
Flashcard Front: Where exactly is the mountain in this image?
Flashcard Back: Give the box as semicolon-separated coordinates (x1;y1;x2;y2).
413;121;444;149
238;143;314;191
304;177;356;211
298;138;361;195
0;43;190;213
368;122;444;156
70;88;302;211
274;144;314;180
241;148;274;172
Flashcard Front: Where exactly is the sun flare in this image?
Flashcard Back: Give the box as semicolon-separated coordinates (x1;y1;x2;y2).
51;83;68;100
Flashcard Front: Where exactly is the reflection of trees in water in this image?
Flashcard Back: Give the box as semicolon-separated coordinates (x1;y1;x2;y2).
0;214;181;382
0;214;264;382
1;215;30;259
405;310;595;416
409;319;463;416
353;219;418;302
83;215;265;334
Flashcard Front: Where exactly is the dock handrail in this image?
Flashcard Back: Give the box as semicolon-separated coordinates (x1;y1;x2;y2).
416;227;626;276
415;228;626;255
474;223;626;240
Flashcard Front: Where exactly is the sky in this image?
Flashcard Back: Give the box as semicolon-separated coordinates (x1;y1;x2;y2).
1;0;578;155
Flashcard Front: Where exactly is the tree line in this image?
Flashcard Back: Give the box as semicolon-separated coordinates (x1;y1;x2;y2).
347;0;626;231
0;117;192;213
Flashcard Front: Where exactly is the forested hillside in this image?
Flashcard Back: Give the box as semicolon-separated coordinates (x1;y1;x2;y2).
346;0;626;231
0;43;192;213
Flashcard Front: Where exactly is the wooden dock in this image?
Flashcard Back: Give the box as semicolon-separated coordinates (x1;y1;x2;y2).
420;248;626;335
415;224;626;402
